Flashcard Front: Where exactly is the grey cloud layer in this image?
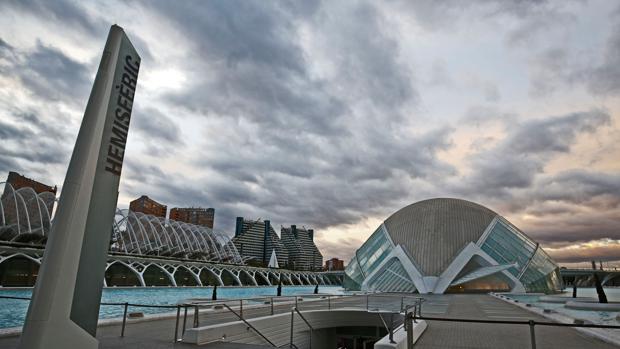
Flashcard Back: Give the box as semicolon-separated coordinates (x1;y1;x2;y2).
0;33;90;178
455;110;610;198
0;0;618;263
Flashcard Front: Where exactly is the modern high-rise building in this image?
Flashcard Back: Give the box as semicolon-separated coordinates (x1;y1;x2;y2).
169;207;214;228
280;225;323;271
4;171;57;214
232;218;288;268
129;195;167;218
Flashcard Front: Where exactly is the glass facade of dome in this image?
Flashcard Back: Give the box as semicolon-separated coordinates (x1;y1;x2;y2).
344;198;562;294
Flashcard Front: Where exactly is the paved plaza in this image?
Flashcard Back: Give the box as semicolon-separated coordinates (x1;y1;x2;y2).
415;294;618;349
0;294;616;348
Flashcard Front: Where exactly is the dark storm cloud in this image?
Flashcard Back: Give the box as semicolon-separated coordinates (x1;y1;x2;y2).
0;38;91;104
529;6;620;97
0;0;617;266
131;107;183;157
532;170;620;207
317;2;417;111
0;38;14;60
0;156;19;176
315;236;365;261
448;109;618;257
529;221;619;246
121;0;439;233
393;0;573;36
588;20;620;96
0;120;34;140
548;242;620;264
509;170;620;245
0;38;90;181
528;48;577;97
121;161;213;209
153;0;416;135
20;40;92;103
150;0;346;136
0;108;73;180
1;0;103;36
455;109;610;198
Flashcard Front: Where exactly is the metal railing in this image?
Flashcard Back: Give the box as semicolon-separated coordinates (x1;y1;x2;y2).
403;300;620;349
0;295;182;340
177;293;359;344
289;307;314;349
1;292;420;346
222;303;277;347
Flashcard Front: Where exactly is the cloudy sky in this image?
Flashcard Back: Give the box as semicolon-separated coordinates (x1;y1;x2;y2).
1;0;619;267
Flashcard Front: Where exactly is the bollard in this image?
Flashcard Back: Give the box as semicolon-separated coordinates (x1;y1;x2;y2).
240;299;243;319
389;313;395;344
120;302;128;337
290;308;295;347
529;320;536;349
271;297;274;315
406;312;413;349
295;296;298;309
366;294;369;310
193;305;199;328
174;305;181;342
182;305;188;335
328;295;331;310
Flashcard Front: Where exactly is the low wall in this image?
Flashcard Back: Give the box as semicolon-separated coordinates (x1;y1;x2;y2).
538;296;598;304
565;301;620;311
374;321;427;349
183;308;425;348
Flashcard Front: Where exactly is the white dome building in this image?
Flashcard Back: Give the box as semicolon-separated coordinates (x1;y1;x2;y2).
344;198;562;294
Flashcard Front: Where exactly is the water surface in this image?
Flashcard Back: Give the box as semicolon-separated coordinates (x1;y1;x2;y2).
0;285;345;329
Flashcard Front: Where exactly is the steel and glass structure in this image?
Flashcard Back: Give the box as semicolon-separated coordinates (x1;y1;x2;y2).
0;182;242;264
112;209;242;263
344;198;562;294
0;182;55;242
0;184;341;287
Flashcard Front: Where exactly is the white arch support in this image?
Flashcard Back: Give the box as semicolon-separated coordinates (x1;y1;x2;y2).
105;260;145;286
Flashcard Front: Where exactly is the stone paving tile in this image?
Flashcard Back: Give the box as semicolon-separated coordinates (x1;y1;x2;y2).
414;294;618;349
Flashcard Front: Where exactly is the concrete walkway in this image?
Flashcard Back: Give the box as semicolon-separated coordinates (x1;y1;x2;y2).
0;295;370;348
0;294;616;348
415;294;618;348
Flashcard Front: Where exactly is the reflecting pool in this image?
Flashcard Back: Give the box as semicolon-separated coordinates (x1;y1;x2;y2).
0;285;345;329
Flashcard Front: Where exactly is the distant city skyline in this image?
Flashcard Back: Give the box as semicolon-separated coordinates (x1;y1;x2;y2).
0;1;618;266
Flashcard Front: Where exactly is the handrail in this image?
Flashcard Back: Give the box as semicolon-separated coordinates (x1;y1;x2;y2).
403;309;620;349
0;295;30;300
1;292;419;346
376;312;397;344
179;294;357;314
292;307;314;331
414;315;620;329
222;303;277;347
290;307;314;349
183;293;354;306
0;295;180;309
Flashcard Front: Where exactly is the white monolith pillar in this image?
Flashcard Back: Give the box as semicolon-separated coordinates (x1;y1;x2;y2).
19;24;140;349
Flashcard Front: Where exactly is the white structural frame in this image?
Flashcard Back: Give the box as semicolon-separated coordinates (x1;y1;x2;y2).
0;182;56;240
360;220;528;294
0;246;342;288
